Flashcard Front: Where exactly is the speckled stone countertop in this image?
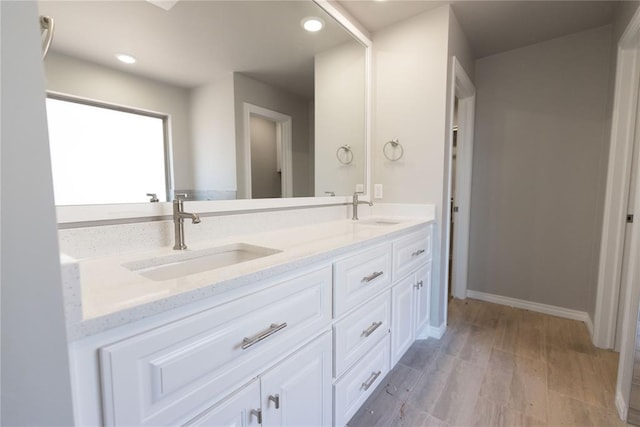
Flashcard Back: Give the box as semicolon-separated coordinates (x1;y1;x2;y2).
61;215;434;341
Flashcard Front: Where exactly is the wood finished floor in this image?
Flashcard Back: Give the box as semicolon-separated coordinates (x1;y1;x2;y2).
347;298;626;427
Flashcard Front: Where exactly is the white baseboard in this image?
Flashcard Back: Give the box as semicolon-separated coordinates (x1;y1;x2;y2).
466;290;593;327
616;390;628;421
426;322;446;339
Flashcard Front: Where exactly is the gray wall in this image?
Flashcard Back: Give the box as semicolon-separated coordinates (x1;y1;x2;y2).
190;75;238;193
314;40;366;197
468;26;613;313
233;73;312;199
373;5;454;328
1;1;75;424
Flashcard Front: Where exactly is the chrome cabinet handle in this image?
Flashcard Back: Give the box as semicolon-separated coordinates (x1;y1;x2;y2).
418;280;424;288
241;322;287;349
362;370;382;391
268;394;280;409
362;321;383;337
250;408;262;424
362;271;383;283
412;249;426;257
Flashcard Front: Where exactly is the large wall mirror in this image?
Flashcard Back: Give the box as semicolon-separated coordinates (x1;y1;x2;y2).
37;0;370;221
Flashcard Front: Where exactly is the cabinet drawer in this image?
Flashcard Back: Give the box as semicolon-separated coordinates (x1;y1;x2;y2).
334;244;392;318
393;227;432;280
334;335;390;427
333;292;390;378
100;267;332;426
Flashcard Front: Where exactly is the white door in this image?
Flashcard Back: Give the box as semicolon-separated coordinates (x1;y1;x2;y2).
391;275;416;366
414;262;432;337
186;380;261;427
261;333;332;427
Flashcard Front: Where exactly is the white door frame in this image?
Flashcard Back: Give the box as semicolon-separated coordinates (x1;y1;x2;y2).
592;7;640;421
242;103;293;198
593;10;640;350
445;57;476;300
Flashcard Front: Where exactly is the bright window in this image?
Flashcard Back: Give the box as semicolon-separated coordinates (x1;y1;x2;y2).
46;96;168;205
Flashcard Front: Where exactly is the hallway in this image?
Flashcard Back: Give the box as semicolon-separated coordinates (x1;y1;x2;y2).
348;298;624;427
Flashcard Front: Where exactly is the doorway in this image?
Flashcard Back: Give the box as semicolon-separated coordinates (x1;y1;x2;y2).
242;103;292;199
446;57;476;302
593;6;640;420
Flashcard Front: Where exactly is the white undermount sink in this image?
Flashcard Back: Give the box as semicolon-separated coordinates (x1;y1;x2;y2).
357;218;402;226
123;243;282;282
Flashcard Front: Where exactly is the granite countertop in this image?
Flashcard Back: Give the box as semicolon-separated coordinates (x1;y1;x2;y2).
61;215;434;340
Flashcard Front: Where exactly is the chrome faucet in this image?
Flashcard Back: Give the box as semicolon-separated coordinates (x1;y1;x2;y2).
173;194;201;250
352;191;373;221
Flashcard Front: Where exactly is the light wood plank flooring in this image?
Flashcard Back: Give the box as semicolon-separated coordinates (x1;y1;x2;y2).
347;298;626;427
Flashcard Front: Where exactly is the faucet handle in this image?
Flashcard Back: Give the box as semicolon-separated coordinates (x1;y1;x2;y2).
174;193;189;201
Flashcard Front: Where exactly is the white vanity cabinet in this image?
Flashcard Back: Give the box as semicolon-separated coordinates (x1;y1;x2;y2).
391;228;433;366
186;332;332;427
70;221;435;427
99;267;332;426
390;262;432;365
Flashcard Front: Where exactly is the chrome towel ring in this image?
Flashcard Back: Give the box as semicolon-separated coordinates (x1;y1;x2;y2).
383;138;404;161
336;145;354;165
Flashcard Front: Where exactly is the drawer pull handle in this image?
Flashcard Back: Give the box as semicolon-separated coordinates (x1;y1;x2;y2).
242;322;287;349
418;280;424;289
412;249;426;257
268;393;280;409
250;408;262;424
362;321;383;337
362;370;382;391
362;271;383;283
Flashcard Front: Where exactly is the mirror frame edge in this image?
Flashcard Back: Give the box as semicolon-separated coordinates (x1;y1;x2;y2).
54;0;373;226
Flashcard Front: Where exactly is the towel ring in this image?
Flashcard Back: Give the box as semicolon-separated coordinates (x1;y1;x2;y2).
336;145;354;165
383;139;404;161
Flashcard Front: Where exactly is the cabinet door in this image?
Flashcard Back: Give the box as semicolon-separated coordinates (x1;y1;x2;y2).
414;262;431;337
185;380;261;427
261;332;332;427
391;274;416;366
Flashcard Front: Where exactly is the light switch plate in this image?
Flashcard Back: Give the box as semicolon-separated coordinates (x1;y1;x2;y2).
374;184;383;199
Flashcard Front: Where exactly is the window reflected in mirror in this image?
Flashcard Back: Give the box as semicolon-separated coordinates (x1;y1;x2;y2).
46;96;168;205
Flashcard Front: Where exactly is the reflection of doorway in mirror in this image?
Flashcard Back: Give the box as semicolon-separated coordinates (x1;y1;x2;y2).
243;103;292;199
250;116;281;199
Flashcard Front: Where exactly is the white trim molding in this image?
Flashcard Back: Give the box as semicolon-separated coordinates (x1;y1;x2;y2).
448;57;476;302
426;322;447;340
617;390;628;422
593;11;640;349
467;290;593;326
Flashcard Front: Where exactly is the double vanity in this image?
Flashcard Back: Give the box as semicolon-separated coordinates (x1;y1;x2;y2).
63;213;435;426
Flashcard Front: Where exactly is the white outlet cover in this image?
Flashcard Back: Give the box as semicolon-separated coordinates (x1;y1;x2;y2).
374;184;383;199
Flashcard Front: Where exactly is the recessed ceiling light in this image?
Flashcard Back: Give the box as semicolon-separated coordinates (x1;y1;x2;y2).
116;54;136;64
301;17;324;32
146;0;180;11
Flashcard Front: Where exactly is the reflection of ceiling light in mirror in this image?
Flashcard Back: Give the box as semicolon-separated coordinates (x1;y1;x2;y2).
116;54;136;64
146;0;180;11
301;17;324;32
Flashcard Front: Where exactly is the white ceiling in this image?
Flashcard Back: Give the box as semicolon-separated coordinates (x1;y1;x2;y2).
338;0;616;58
38;1;358;99
38;0;618;97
